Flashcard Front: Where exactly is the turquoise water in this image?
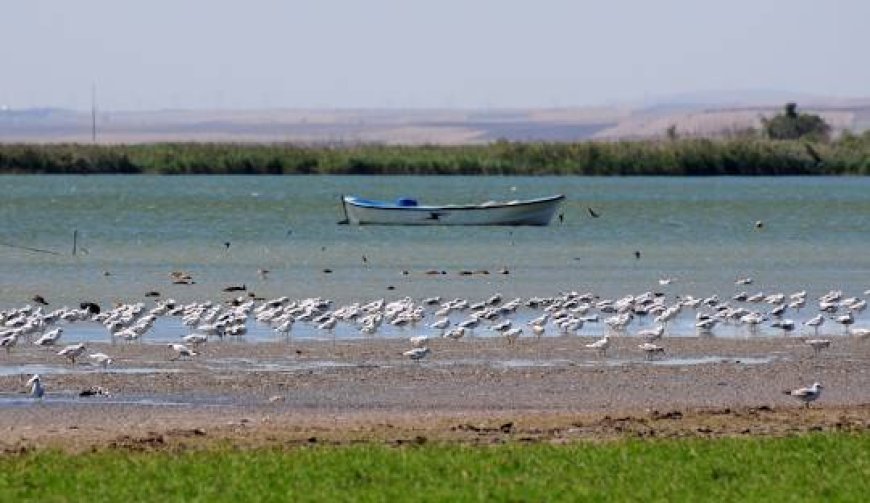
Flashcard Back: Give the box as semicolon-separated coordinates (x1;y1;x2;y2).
1;175;868;314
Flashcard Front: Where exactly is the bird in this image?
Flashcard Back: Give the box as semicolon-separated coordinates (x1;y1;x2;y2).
503;327;522;345
804;314;825;335
183;333;209;346
638;342;665;360
88;352;114;368
804;339;831;355
637;324;665;342
585;335;611;356
57;343;86;364
26;374;44;399
32;295;49;306
409;335;429;348
783;382;823;408
428;318;450;331
168;343;197;360
403;347;431;362
834;312;854;332
443;327;466;340
587;207;600;218
850;327;870;340
34;328;64;346
1;333;19;352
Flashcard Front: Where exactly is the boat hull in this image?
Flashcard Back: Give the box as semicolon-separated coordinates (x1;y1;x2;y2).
342;195;564;226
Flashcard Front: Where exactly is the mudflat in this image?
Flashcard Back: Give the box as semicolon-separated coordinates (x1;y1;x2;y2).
1;336;868;452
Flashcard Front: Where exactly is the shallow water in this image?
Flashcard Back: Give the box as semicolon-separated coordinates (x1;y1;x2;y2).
1;175;868;356
1;175;868;309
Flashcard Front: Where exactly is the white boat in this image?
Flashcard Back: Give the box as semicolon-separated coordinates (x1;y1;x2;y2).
339;194;565;226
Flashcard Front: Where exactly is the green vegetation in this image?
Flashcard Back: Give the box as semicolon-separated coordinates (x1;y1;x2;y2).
763;102;832;142
1;132;869;175
1;433;867;501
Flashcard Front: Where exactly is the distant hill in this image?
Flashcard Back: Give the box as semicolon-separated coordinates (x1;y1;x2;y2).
1;94;868;144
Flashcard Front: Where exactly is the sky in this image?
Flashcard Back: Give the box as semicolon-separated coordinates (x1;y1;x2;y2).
1;0;867;111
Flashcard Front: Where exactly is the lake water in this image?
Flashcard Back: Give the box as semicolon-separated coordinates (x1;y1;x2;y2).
1;175;868;340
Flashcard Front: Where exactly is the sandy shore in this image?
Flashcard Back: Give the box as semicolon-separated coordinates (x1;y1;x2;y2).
1;336;868;452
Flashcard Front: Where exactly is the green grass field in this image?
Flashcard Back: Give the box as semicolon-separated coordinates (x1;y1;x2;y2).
1;433;867;502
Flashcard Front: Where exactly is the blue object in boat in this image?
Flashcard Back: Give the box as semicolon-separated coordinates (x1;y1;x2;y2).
396;198;418;207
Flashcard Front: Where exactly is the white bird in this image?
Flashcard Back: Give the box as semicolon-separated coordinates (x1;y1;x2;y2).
168;343;197;360
638;342;665;360
1;333;18;352
88;352;114;368
783;382;823;408
850;327;870;340
428;318;450;330
803;314;825;335
443;327;466;340
26;374;45;399
34;327;63;346
771;319;796;336
503;327;522;345
183;333;209;346
403;346;430;362
585;335;610;356
57;343;86;364
636;324;665;341
658;277;675;286
834;312;854;331
804;339;831;355
409;335;429;348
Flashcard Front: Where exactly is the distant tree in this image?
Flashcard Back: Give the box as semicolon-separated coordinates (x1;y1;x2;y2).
762;102;831;142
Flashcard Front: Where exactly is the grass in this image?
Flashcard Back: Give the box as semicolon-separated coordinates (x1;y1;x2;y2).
0;432;867;502
2;133;870;175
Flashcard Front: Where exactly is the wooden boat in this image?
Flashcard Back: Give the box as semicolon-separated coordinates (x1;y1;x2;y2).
339;194;565;226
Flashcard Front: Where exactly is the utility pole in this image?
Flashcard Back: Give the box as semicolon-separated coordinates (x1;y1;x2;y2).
91;83;97;144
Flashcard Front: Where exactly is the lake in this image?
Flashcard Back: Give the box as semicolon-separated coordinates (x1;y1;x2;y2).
1;175;868;339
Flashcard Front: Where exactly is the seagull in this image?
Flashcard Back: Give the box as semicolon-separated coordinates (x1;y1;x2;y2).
26;374;45;399
183;333;209;346
428;318;450;331
585;335;610;356
403;346;430;362
57;343;86;364
804;339;831;355
168;343;197;361
503;327;522;345
803;314;825;336
735;277;753;286
443;327;466;340
409;335;429;348
638;342;665;360
783;382;823;408
850;327;870;340
636;324;665;342
34;328;64;346
1;333;19;352
834;312;854;332
88;352;114;368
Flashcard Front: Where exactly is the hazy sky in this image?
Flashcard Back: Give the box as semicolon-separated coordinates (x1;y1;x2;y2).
2;0;867;110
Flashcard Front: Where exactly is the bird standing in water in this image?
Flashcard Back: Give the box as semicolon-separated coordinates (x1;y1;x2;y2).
27;374;45;399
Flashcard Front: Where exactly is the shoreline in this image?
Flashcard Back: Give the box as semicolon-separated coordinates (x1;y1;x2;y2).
1;336;867;452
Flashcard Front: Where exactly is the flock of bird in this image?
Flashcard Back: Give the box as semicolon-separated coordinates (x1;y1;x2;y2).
3;279;869;407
